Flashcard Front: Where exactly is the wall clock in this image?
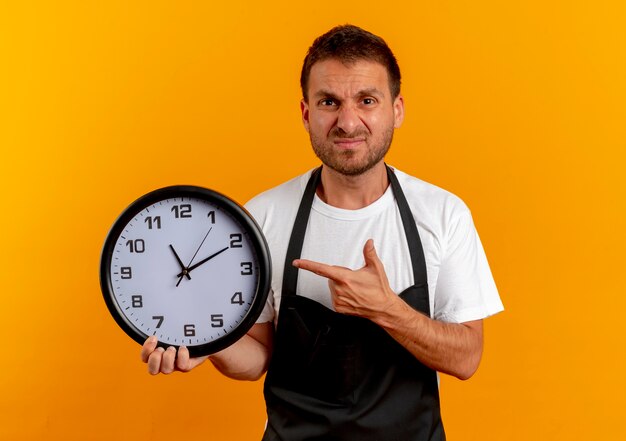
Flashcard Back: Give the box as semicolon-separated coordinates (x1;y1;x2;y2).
100;185;271;357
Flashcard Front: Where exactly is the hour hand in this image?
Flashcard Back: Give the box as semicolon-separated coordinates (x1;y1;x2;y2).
169;244;191;280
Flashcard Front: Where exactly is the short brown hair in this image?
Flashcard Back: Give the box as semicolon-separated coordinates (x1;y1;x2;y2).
300;24;401;102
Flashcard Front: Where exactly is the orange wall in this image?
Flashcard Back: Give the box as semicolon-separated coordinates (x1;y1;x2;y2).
1;1;625;440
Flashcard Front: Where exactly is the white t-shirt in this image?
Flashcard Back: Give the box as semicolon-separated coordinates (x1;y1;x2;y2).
245;167;503;325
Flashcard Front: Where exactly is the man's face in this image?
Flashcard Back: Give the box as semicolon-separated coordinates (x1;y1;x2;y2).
301;58;404;176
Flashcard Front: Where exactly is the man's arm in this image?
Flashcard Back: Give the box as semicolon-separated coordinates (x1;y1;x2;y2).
372;302;483;380
294;239;483;380
141;322;274;380
208;322;274;380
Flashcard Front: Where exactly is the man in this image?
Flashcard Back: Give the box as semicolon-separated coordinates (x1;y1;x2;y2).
142;25;503;440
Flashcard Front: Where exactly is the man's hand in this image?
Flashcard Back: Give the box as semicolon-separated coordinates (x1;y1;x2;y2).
294;239;483;380
139;323;274;380
140;336;208;375
293;239;400;319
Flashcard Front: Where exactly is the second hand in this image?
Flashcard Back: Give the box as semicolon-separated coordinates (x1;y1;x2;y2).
176;227;212;287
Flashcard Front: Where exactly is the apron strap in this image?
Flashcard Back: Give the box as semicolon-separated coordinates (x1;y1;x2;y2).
386;167;428;289
281;165;429;316
281;167;322;298
386;166;430;316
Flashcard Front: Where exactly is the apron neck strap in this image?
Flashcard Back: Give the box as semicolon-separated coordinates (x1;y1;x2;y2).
281;167;322;298
386;166;428;290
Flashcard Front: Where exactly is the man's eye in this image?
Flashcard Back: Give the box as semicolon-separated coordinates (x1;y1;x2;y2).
363;98;376;105
320;99;335;106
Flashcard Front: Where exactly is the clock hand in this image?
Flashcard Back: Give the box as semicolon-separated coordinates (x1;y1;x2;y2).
186;227;213;268
175;227;213;287
177;246;229;277
169;244;191;280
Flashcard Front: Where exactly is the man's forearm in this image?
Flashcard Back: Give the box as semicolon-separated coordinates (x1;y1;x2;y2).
208;323;273;381
371;298;483;380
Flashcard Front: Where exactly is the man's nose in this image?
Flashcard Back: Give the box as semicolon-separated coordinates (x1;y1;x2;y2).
336;104;362;134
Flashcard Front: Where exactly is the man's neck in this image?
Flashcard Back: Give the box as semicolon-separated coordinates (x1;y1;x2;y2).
316;162;389;210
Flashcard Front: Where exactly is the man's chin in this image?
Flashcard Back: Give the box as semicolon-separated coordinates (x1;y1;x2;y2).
312;142;389;177
323;159;380;177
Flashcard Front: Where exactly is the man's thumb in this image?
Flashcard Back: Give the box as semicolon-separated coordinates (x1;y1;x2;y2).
363;239;381;267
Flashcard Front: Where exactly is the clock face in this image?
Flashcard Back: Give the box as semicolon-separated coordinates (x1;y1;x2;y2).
100;186;271;357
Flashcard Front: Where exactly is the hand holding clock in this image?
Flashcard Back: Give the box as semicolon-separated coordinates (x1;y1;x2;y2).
141;336;208;374
140;322;275;378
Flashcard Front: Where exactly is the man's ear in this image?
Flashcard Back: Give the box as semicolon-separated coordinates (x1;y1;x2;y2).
301;99;310;132
393;95;404;129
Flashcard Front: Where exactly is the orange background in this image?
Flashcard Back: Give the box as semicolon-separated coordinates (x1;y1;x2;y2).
1;1;625;440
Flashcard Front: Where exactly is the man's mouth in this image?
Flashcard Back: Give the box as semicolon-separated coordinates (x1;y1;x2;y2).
333;138;366;148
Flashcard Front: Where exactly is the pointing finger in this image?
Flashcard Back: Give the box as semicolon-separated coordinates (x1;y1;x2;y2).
293;259;347;281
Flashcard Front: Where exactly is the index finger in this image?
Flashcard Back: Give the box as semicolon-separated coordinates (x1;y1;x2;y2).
293;259;347;281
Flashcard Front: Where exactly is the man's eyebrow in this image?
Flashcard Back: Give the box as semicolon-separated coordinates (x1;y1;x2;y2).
311;87;385;100
312;89;340;100
357;87;385;98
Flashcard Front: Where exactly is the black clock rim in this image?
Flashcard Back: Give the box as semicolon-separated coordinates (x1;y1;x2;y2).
99;185;272;357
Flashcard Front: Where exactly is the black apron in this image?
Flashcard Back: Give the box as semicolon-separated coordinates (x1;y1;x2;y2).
262;166;446;441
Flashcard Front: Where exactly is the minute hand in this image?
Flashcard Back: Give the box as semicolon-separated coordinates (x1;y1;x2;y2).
178;246;229;276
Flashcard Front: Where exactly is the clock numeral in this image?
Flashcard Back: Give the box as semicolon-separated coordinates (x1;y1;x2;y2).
230;233;243;248
184;324;196;337
207;211;215;224
131;295;143;308
240;262;253;276
145;216;161;229
231;291;244;305
120;267;132;279
171;204;192;219
126;239;145;253
211;314;224;328
152;315;164;328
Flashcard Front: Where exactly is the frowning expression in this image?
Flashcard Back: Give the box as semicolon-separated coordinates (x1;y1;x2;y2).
301;58;404;176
